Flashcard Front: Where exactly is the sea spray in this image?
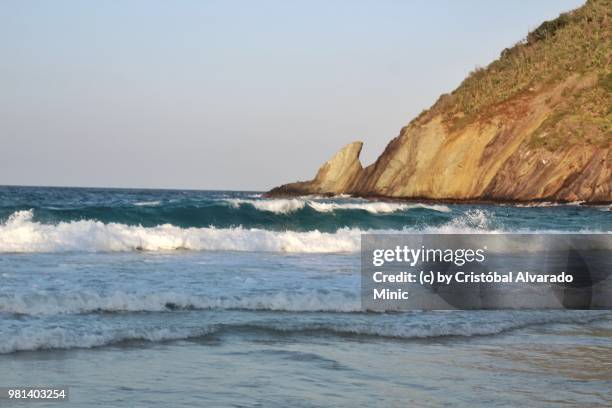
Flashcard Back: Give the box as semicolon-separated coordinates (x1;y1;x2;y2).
0;209;604;253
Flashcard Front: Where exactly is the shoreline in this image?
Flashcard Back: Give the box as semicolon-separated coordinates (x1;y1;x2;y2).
263;191;612;207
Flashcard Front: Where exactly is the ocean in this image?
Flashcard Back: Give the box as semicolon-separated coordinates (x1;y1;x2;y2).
0;186;610;407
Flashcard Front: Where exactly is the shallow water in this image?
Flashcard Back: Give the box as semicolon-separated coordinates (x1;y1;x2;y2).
2;312;611;407
0;187;610;406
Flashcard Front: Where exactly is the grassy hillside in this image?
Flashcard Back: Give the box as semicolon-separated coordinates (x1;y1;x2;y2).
420;0;610;149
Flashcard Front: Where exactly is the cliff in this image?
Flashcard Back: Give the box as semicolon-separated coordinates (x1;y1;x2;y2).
268;0;611;203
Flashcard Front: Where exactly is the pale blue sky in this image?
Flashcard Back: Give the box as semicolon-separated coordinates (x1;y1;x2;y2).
0;0;584;190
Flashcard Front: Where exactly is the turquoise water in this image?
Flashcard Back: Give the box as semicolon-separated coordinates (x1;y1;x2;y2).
0;186;610;407
1;186;610;233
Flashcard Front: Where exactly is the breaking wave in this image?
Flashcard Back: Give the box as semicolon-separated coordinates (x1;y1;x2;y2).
0;290;361;315
133;200;161;207
226;198;451;214
0;325;217;354
0;210;361;253
0;209;602;253
1;311;608;353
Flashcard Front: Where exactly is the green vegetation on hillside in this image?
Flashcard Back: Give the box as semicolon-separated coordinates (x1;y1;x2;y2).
421;0;611;149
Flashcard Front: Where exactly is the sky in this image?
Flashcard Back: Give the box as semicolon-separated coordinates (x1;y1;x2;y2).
0;0;585;191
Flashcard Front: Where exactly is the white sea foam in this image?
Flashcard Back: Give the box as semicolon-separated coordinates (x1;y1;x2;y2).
308;201;451;214
433;209;492;231
227;198;306;214
227;198;451;214
1;311;607;353
302;311;611;339
133;200;162;206
0;290;360;315
0;209;601;254
0;210;361;253
0;326;216;354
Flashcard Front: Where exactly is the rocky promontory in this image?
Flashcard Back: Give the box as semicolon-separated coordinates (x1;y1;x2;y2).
268;0;611;204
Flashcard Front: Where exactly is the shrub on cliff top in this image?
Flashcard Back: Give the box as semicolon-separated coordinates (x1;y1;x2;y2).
419;0;611;145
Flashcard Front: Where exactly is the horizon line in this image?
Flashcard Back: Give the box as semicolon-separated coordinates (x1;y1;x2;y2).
0;183;265;193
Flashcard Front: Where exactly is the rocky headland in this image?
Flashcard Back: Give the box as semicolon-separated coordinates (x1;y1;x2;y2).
268;0;611;204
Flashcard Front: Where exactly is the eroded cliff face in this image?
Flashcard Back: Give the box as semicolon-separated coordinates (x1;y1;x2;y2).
268;74;610;203
267;0;611;203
